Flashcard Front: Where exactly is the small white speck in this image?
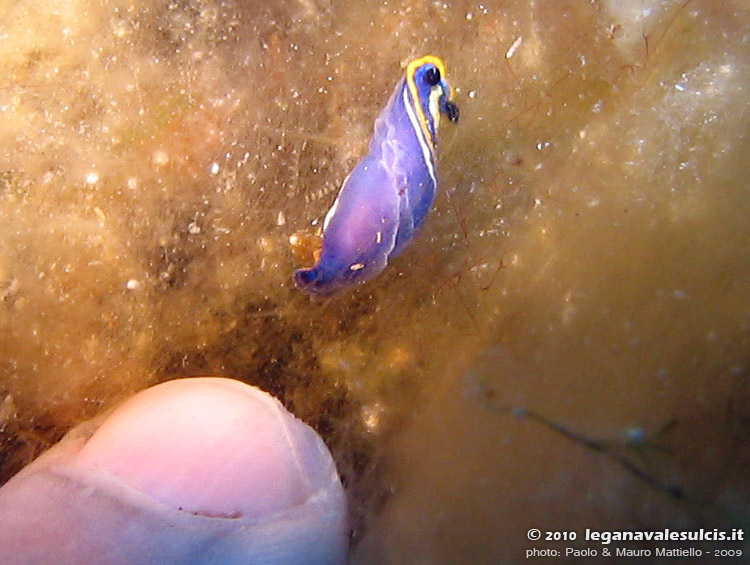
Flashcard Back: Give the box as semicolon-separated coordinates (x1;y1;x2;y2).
674;83;686;92
126;279;140;290
350;263;365;271
85;171;99;185
188;222;201;235
375;231;382;244
257;237;273;254
465;12;473;20
276;210;286;226
506;36;523;59
152;150;169;166
127;177;138;190
362;404;383;433
210;162;220;175
468;90;477;99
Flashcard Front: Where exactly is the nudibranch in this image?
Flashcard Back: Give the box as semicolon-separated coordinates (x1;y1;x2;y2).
293;55;459;295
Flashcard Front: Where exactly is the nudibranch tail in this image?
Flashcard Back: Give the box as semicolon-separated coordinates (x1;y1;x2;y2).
293;267;319;291
293;265;349;296
293;55;458;295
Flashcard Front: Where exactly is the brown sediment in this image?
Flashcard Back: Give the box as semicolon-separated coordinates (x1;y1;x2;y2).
0;0;747;561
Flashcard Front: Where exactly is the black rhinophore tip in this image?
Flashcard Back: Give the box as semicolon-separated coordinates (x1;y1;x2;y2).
445;100;459;123
424;67;441;87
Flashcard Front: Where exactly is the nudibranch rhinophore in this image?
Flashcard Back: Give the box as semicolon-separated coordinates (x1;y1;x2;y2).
293;55;459;295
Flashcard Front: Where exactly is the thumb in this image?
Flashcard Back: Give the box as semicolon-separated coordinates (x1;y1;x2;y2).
0;377;349;564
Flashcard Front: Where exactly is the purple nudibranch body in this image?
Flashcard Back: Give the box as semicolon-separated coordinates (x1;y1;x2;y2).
294;55;459;295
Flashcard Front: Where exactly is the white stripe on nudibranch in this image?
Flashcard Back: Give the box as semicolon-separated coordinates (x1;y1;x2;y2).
429;88;442;131
402;88;437;188
323;170;354;230
322;196;339;231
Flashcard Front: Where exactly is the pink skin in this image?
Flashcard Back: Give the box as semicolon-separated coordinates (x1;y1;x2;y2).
0;378;349;564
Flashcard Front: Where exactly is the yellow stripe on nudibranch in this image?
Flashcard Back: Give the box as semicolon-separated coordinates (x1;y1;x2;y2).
402;87;437;187
405;55;448;151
